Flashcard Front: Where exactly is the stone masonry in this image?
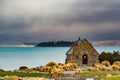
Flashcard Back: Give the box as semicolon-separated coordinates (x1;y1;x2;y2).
65;38;99;66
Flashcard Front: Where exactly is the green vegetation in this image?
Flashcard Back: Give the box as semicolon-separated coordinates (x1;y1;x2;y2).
0;68;4;72
104;76;120;80
99;51;120;64
1;71;120;80
45;61;57;68
0;71;50;77
19;66;28;70
79;71;120;78
36;41;73;47
1;60;120;80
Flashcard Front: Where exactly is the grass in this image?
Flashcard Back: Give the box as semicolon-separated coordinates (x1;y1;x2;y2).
105;76;120;80
104;76;120;80
78;71;120;79
0;71;50;77
0;71;120;80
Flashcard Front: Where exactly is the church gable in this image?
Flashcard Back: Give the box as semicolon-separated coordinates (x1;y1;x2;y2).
65;38;99;66
79;39;98;55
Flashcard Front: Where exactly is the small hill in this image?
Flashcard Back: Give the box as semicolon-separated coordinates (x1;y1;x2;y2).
36;41;73;47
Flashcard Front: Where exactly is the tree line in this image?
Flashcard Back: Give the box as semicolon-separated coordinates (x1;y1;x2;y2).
36;41;74;47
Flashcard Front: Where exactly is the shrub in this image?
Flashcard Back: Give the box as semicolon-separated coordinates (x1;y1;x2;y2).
98;65;107;71
86;67;99;72
58;63;64;66
34;66;44;72
19;66;28;70
62;63;77;71
0;68;4;72
41;66;52;72
106;67;113;72
45;61;57;68
111;64;120;71
99;51;120;64
94;63;101;68
99;52;113;64
113;61;120;66
51;68;64;77
62;64;71;71
58;65;64;70
101;60;110;67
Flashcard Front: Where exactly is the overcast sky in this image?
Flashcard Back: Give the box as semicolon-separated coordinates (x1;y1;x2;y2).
0;0;120;44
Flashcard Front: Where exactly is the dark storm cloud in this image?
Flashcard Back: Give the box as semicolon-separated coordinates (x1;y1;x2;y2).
89;30;120;41
0;0;120;43
68;8;120;23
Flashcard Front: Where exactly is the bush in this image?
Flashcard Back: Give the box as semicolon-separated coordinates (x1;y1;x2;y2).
86;67;99;72
111;64;120;71
106;67;113;72
62;64;71;71
94;63;101;68
19;66;28;70
113;61;120;66
102;60;110;67
99;51;120;64
51;68;64;77
98;65;108;71
41;66;52;72
0;68;4;72
45;61;57;68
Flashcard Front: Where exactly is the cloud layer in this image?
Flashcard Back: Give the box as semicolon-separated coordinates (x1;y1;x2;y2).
0;0;120;43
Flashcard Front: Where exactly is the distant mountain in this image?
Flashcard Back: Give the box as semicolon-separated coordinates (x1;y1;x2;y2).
92;40;120;46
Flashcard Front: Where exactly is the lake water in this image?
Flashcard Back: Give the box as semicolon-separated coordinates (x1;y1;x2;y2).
0;46;120;70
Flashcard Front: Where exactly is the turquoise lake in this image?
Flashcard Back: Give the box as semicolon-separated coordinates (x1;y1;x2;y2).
0;46;120;70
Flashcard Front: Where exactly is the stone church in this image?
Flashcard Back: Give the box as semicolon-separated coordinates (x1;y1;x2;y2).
65;37;99;66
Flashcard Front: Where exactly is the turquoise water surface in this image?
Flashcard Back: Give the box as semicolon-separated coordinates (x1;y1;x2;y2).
0;46;120;70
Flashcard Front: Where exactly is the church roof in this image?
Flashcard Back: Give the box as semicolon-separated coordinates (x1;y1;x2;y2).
66;47;73;54
66;38;98;55
66;38;82;55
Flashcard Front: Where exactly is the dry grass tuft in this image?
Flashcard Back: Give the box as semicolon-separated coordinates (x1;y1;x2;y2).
97;65;107;71
45;61;57;68
86;67;99;72
51;68;64;77
113;61;120;66
111;64;120;71
101;60;110;67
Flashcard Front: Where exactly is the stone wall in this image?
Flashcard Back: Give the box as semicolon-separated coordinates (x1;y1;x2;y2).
65;39;99;66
